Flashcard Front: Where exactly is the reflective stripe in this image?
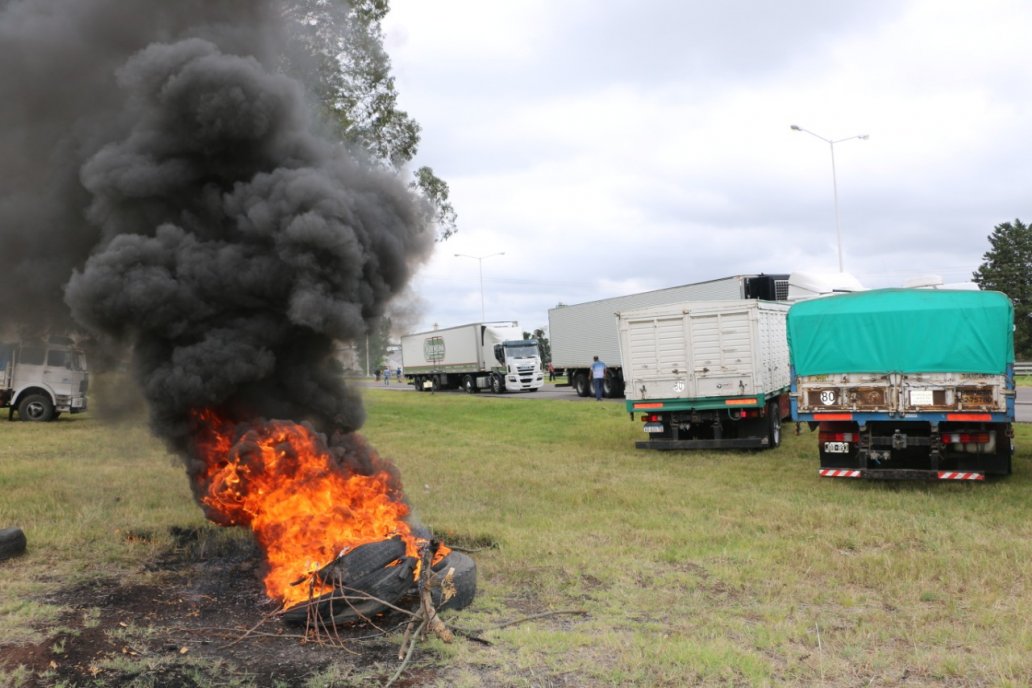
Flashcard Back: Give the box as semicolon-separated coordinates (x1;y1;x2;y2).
937;472;985;481
819;469;862;478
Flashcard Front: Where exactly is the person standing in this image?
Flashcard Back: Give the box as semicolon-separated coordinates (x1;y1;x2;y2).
547;361;555;381
383;368;390;386
590;355;606;401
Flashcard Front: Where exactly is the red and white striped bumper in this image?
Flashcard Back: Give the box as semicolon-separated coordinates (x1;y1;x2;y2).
936;472;985;481
819;469;862;478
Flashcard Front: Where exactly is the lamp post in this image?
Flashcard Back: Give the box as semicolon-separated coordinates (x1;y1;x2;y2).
454;252;505;321
790;125;869;272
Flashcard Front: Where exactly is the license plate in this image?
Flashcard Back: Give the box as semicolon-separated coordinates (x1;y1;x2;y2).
643;423;664;434
823;441;849;454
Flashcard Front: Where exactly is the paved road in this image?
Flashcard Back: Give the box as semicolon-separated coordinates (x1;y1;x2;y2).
354;379;621;402
359;379;1032;420
1016;387;1032;423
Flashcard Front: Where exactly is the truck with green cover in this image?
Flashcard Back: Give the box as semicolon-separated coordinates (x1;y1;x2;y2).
788;289;1014;480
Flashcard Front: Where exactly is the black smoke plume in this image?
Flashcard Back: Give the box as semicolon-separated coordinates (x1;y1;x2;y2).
0;2;433;472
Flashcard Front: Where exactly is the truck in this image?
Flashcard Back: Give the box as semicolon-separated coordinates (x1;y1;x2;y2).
788;289;1014;480
548;274;789;398
400;322;544;393
1;338;90;421
619;299;791;449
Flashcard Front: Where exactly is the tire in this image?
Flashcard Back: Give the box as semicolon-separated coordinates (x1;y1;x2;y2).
767;402;782;449
0;527;27;561
283;555;417;626
463;375;477;394
429;551;477;611
602;372;623;398
18;394;54;422
315;537;406;586
573;372;590;397
490;374;504;394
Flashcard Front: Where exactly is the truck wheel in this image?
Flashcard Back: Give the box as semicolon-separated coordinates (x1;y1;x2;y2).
573;372;590;397
490;374;504;394
18;394;54;422
602;371;624;398
463;375;477;394
766;402;782;449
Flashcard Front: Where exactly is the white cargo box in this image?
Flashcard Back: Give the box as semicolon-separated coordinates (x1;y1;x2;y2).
617;300;790;402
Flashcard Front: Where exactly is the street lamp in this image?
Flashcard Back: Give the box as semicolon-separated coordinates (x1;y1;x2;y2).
790;124;869;272
454;252;505;321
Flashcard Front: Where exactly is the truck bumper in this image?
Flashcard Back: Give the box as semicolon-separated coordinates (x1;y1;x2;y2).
819;468;985;481
55;395;88;413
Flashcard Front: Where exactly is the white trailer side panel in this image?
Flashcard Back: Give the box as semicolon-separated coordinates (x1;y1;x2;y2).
618;300;789;401
548;276;750;368
400;321;524;374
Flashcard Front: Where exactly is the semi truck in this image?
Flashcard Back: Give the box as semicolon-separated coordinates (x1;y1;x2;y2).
619;299;791;449
549;274;788;398
401;322;544;393
788;289;1014;480
1;338;89;421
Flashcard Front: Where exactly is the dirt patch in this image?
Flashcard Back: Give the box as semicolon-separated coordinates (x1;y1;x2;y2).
0;528;436;687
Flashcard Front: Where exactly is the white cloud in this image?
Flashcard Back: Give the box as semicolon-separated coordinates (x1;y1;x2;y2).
384;0;1032;333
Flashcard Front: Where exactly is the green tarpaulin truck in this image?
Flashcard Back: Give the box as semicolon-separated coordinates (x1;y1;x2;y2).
788;289;1014;480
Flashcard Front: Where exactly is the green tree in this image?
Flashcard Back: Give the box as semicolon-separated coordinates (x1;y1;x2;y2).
284;0;457;240
973;218;1032;357
523;328;551;364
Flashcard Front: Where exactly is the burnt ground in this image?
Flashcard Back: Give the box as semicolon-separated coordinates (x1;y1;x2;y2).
0;528;443;688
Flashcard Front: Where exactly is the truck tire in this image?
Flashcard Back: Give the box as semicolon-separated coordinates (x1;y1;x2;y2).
18;394;54;422
490;374;504;394
573;372;590;397
463;375;477;394
602;371;624;398
766;402;782;449
0;527;27;561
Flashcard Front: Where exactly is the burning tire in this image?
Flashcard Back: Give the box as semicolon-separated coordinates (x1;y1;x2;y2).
0;527;27;561
282;540;418;627
315;537;405;586
18;394;54;422
428;550;476;611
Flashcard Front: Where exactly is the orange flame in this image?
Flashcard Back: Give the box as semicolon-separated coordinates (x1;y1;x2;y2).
191;410;446;608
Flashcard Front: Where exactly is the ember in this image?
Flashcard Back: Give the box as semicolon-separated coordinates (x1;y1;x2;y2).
191;411;450;610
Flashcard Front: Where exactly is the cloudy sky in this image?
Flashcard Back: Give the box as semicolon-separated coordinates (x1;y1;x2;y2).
382;0;1032;335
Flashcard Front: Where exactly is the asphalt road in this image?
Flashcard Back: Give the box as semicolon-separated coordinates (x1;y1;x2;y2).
358;378;1032;421
354;378;621;402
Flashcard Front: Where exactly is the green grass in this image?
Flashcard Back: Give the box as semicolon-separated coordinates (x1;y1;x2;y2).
2;388;1032;686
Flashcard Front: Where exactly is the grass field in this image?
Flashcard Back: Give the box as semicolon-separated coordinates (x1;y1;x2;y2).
1;386;1031;687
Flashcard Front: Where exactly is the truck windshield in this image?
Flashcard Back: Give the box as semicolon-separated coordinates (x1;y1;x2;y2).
504;342;539;359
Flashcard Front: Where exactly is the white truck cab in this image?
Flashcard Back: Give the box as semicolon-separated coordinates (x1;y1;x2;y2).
0;339;89;421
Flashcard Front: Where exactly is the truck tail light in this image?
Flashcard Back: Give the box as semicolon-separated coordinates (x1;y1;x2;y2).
818;431;855;442
942;432;991;444
642;414;662;423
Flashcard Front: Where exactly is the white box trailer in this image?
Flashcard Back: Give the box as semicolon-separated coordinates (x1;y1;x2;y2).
617;299;790;450
400;322;544;393
548;274;788;398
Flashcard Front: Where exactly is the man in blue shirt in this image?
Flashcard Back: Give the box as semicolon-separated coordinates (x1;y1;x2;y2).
590;355;606;401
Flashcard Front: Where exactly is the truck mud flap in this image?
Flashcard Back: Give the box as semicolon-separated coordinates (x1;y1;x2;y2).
636;438;769;450
819;468;985;481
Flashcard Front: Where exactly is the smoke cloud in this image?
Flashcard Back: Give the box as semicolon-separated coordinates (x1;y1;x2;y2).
1;1;434;462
